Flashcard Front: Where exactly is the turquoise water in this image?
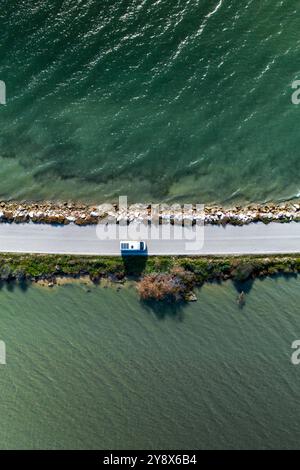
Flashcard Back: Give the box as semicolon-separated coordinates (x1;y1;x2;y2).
0;278;300;449
0;0;300;203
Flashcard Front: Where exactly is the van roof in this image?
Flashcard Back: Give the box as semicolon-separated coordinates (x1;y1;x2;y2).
120;240;144;250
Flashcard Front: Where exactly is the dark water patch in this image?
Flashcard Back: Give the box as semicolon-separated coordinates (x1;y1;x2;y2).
141;298;186;321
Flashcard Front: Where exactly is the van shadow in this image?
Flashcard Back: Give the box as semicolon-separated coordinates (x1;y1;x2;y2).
121;254;148;279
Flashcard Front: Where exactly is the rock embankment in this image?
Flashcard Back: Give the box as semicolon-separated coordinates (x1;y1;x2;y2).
0;200;300;226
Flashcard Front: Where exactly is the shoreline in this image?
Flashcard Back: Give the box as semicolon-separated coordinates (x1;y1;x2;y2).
1;252;300;302
0;199;300;226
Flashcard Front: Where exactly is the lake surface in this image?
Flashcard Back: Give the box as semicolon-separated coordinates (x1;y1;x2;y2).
0;0;300;204
0;278;299;449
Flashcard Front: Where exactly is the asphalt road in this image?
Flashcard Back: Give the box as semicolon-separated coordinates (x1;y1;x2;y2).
0;221;299;255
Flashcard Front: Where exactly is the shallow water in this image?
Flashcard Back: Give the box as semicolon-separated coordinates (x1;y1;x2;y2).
0;278;299;449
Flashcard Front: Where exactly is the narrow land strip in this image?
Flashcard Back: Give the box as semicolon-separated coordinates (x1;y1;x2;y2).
0;221;298;255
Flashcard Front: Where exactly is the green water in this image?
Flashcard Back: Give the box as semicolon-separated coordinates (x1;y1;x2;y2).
0;278;299;449
0;0;300;203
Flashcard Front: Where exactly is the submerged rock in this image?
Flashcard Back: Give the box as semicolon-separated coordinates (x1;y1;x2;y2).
237;291;246;308
185;291;198;302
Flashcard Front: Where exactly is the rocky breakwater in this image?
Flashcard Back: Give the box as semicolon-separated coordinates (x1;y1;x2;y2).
202;202;300;225
0;201;299;226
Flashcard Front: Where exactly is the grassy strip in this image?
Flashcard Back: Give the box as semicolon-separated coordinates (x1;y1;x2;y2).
0;252;299;290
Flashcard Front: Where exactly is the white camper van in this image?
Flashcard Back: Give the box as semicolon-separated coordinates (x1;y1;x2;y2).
120;240;147;254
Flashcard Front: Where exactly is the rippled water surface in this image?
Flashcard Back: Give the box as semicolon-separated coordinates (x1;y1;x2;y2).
0;1;299;203
0;279;299;449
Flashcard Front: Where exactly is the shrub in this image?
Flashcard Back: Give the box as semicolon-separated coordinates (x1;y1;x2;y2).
137;273;186;302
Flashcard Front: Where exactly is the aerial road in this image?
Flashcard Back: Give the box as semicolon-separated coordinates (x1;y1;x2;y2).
0;221;298;256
